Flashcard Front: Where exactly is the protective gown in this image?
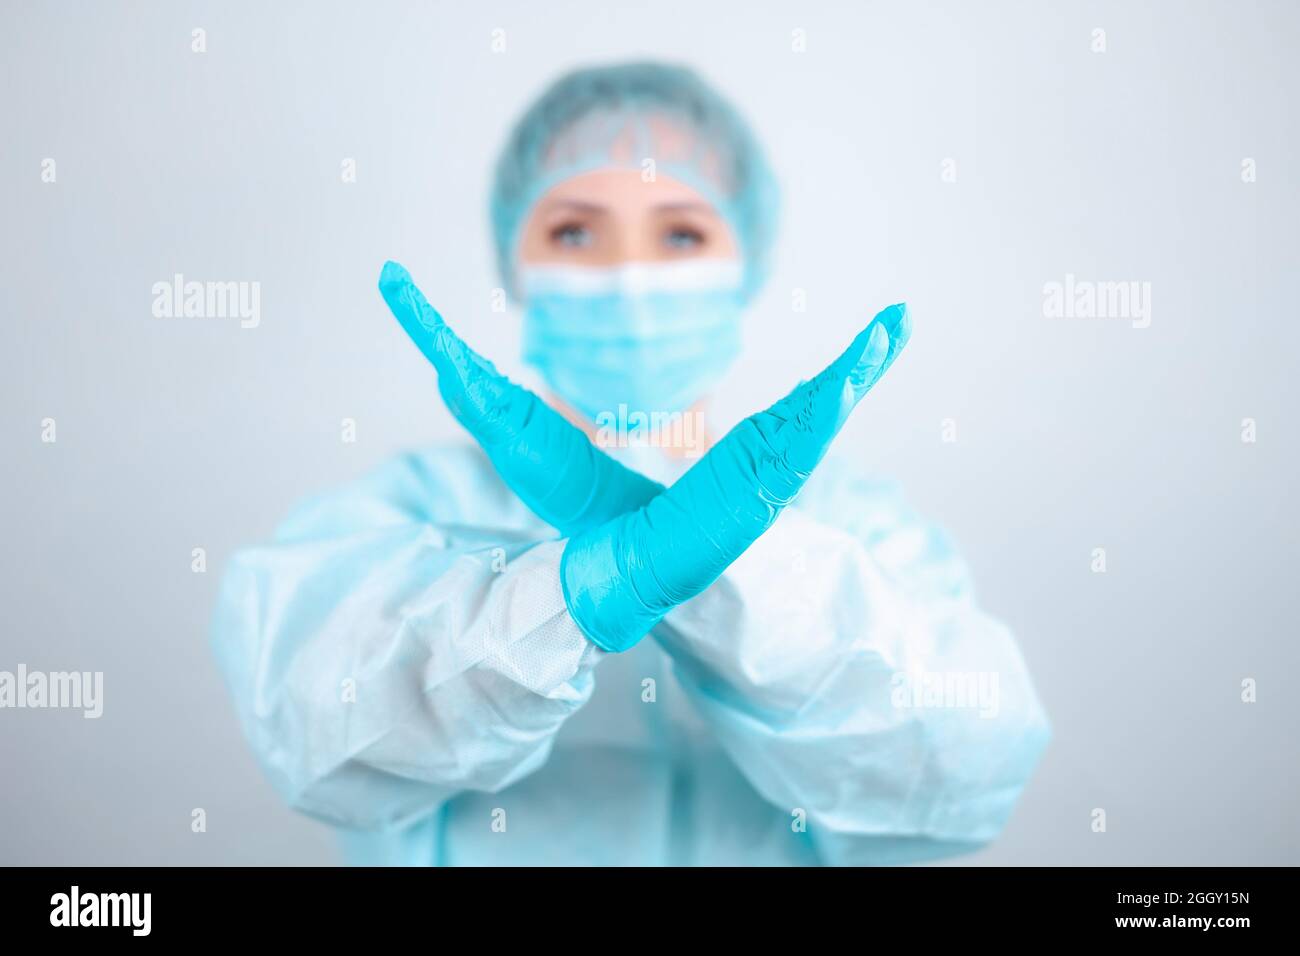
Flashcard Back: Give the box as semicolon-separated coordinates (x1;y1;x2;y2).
212;442;1050;866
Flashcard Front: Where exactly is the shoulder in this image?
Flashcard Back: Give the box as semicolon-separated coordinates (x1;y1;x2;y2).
274;442;546;542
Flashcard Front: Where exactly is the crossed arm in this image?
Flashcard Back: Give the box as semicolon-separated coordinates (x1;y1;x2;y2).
210;263;1048;862
378;259;912;652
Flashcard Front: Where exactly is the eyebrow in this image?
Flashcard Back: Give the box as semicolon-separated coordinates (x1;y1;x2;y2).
543;199;609;215
650;201;715;214
542;199;716;216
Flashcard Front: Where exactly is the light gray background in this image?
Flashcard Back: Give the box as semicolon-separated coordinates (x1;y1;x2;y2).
2;0;1296;865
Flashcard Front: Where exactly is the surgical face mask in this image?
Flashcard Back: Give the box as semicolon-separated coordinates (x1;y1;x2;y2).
520;259;744;421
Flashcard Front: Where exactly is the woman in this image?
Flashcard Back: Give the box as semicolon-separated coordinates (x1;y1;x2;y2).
212;62;1049;866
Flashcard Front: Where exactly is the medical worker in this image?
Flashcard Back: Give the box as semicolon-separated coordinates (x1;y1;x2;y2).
212;62;1050;866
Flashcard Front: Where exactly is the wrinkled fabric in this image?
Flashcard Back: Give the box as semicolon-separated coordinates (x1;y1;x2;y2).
490;62;779;301
212;442;1051;865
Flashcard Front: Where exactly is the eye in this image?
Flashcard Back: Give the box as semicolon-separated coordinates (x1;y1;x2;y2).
663;225;706;251
550;222;594;249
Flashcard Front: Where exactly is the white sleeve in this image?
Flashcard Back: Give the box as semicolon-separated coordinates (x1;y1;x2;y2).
211;455;600;831
654;488;1051;865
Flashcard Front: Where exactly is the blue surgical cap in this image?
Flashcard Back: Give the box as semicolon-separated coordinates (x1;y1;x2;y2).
490;61;779;302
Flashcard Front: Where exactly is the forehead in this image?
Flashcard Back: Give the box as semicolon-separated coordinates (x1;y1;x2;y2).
532;168;724;218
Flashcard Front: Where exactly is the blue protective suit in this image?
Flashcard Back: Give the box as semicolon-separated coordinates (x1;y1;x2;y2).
212;439;1050;865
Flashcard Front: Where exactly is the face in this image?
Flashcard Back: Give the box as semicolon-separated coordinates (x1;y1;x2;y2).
515;168;739;278
513;169;741;450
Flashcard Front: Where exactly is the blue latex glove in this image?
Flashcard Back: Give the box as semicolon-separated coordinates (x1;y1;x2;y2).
562;303;911;652
378;261;662;535
379;260;911;653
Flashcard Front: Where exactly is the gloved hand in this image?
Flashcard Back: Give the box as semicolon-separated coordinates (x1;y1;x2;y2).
378;260;911;653
561;303;911;651
379;261;662;535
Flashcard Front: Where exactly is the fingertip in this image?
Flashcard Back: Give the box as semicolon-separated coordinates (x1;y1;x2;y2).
891;302;913;342
877;301;908;331
851;314;892;359
871;302;912;359
846;315;885;357
838;321;890;389
864;319;890;360
381;267;445;334
379;259;411;291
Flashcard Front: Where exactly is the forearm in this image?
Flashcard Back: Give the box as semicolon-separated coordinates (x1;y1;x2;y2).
212;532;600;830
653;510;1051;862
